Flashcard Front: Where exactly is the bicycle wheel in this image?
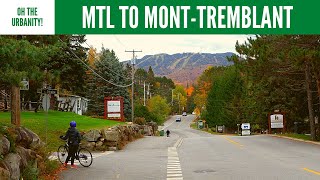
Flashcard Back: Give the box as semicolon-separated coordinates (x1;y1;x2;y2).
78;148;93;167
57;145;68;164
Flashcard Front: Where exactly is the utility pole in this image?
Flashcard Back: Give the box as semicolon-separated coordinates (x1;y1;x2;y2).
305;60;316;140
143;81;146;106
148;83;151;99
171;89;173;106
178;93;180;114
125;49;142;123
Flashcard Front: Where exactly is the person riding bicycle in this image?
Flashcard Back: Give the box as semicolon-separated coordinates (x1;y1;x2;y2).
60;121;81;168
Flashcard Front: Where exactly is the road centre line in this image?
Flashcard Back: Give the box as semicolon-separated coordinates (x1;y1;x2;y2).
177;138;184;148
223;136;244;147
174;138;183;148
303;168;320;176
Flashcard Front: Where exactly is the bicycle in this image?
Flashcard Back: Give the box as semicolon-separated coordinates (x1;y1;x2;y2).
57;141;93;167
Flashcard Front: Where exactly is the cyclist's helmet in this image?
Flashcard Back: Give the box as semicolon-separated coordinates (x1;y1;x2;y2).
70;121;76;127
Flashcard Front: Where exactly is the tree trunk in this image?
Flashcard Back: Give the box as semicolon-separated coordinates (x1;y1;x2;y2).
305;61;315;140
11;85;20;126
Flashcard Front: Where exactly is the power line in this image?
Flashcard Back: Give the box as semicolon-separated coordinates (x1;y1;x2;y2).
113;35;128;49
59;38;133;88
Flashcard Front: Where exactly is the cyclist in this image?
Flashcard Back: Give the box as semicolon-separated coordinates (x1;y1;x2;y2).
60;121;81;168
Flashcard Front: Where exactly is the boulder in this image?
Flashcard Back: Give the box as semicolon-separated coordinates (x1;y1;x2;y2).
85;142;96;150
108;147;117;151
128;135;133;142
144;126;153;136
101;129;120;142
95;141;103;147
104;141;118;147
3;153;21;180
15;127;43;149
15;146;36;169
0;136;10;155
0;167;10;180
146;121;158;133
123;127;129;136
83;130;101;142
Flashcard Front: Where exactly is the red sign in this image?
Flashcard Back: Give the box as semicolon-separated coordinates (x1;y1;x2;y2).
104;96;124;122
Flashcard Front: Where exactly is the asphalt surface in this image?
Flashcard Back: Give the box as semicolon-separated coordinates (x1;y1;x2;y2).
59;115;320;180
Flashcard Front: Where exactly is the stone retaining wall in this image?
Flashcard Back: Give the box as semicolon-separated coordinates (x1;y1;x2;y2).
0;122;158;179
0;127;44;180
82;122;158;151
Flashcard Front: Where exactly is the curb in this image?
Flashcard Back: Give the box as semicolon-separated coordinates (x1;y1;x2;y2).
268;134;320;146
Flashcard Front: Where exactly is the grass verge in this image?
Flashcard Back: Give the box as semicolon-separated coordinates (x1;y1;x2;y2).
190;122;222;135
0;111;125;152
278;133;312;141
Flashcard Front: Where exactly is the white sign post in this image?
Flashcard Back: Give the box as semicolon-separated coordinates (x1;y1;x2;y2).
270;114;284;128
241;123;251;136
20;80;29;90
268;112;286;134
42;94;50;112
107;101;121;112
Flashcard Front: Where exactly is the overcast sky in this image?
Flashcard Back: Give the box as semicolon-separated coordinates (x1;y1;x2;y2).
86;35;249;61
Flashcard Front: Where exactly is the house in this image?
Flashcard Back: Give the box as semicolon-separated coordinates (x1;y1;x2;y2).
57;95;89;115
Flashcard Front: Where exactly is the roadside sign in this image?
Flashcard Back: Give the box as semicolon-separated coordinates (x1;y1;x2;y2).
270;114;284;128
268;112;286;134
42;94;50;112
20;80;29;90
198;120;204;129
41;89;58;95
242;130;251;136
241;123;251;136
241;123;250;130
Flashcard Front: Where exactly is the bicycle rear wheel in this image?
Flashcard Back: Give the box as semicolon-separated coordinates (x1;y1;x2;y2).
57;145;68;164
78;148;93;167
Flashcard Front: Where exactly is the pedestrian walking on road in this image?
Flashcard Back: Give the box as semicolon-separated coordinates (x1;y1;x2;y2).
166;129;170;137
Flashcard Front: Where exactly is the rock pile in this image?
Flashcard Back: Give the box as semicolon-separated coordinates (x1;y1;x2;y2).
0;127;44;180
81;123;157;151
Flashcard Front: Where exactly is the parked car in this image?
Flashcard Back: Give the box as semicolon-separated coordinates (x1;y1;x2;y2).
182;112;187;116
176;117;181;122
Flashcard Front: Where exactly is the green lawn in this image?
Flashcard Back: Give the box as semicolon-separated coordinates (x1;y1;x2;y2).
279;133;312;141
0;111;125;152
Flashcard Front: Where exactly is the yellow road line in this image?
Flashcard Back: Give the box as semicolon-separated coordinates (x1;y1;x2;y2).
303;168;320;175
223;136;244;147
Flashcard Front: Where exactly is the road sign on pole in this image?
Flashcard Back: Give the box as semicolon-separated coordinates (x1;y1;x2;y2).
41;89;58;95
42;94;50;112
20;80;29;90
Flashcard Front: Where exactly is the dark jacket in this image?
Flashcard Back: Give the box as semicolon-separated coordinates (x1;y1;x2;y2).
61;127;81;145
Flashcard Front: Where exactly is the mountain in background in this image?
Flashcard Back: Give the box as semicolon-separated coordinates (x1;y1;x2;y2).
124;52;234;86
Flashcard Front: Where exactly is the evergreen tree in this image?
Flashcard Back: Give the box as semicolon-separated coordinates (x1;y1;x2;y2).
87;48;131;119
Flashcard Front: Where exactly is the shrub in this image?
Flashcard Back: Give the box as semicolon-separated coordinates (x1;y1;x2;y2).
22;160;39;180
134;117;146;125
38;158;60;178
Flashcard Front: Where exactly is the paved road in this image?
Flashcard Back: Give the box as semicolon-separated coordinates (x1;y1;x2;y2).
60;115;320;180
